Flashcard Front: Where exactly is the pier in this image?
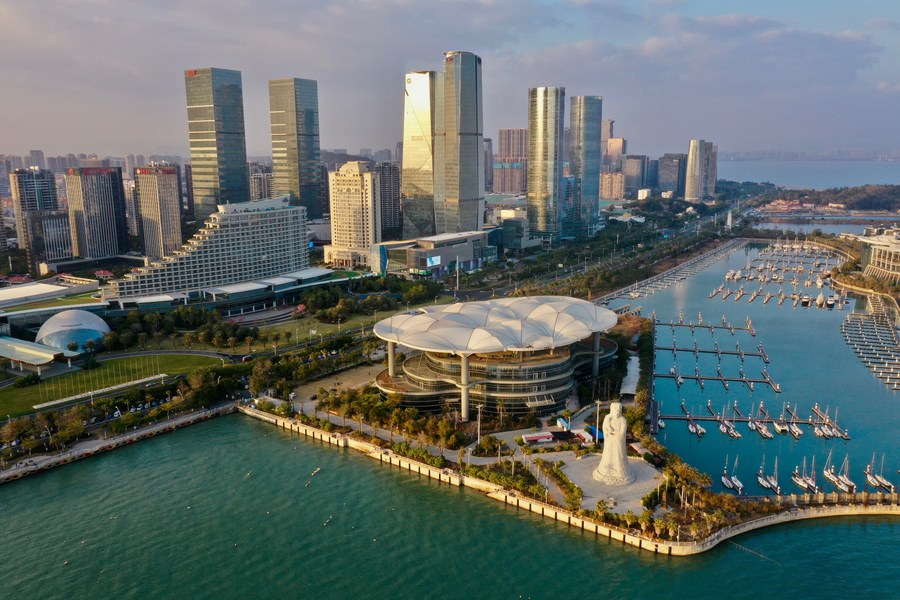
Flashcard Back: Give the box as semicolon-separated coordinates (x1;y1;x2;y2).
840;295;900;391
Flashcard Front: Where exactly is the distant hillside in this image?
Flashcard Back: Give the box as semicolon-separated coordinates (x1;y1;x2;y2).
321;150;373;170
779;184;900;211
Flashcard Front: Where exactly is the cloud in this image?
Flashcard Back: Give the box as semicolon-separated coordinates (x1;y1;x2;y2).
865;17;900;31
876;81;900;93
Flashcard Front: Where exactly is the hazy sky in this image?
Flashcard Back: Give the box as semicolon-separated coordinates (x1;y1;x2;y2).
2;0;899;158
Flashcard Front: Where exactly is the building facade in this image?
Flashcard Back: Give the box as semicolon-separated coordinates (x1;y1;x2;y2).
623;155;648;195
605;137;627;171
370;230;494;279
434;50;484;235
185;67;250;220
324;162;381;268
658;153;687;197
685;139;717;202
135;166;183;260
9;167;60;270
600;172;625;200
103;197;308;302
569;95;603;236
65;167;128;259
859;227;900;284
269;77;323;219
492;128;528;194
483;137;493;192
376;161;402;236
527;86;567;241
401;71;438;239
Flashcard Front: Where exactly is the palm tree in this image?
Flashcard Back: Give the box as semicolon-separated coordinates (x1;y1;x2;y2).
83;339;96;354
153;332;164;350
284;331;293;346
196;331;209;348
67;341;79;353
184;332;195;349
244;336;254;354
137;332;148;350
227;337;237;353
271;332;282;353
169;333;179;348
211;333;224;351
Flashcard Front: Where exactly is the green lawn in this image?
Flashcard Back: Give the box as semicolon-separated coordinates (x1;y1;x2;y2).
2;292;102;313
0;354;221;417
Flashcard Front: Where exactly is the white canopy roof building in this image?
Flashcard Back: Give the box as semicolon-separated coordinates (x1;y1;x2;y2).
373;296;619;420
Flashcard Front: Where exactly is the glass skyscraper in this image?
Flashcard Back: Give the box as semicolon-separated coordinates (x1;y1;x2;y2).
269;78;323;219
66;167;128;259
569;95;603;237
527;87;567;241
685;139;717;202
184;67;249;220
435;51;484;235
401;71;438;239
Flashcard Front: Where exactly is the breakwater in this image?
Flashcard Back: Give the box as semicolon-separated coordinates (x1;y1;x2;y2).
0;404;236;486
237;405;899;556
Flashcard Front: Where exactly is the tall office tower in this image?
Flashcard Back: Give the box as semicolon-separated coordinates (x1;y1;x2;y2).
65;167;128;259
434;50;484;234
483;137;493;192
324;162;381;268
124;179;141;236
493;128;528;194
183;164;195;216
22;210;72;267
376;161;401;237
657;153;687;197
600;172;625;200
606;138;627;170
185;67;250;220
373;149;392;163
269;77;323;218
569;96;603;237
125;154;136;177
526;86;568;241
394;141;403;164
319;164;330;217
28;150;46;170
135;155;146;168
685;139;717;201
135;166;183;259
601;120;614;145
249;172;274;200
645;159;659;190
0;160;10;197
9;167;60;270
623;155;648;195
359;148;373;159
401;70;438;238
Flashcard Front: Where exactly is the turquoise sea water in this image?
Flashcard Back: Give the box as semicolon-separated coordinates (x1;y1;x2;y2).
2;243;899;598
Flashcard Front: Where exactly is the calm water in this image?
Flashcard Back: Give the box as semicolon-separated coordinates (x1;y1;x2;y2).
717;159;900;188
2;245;899;598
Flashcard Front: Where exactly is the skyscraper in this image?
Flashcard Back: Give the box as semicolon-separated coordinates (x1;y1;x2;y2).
493;128;528;194
269;77;323;219
185;67;249;220
135;166;183;259
685;139;717;202
623;155;648;195
569;96;603;236
527;87;567;241
606;138;627;171
376;161;402;237
28;150;46;170
657;153;687;197
483;138;493;192
434;50;484;235
66;167;128;259
9;167;62;271
401;71;438;239
325;162;381;268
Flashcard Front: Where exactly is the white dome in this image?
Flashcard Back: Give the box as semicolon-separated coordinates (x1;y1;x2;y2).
374;296;618;354
35;309;111;350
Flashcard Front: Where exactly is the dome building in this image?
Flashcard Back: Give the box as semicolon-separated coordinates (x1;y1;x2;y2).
373;296;619;420
35;310;110;351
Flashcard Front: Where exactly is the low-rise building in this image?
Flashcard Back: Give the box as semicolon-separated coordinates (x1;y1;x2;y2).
858;227;900;284
370;230;496;278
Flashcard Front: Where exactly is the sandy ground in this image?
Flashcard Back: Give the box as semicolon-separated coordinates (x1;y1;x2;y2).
563;454;662;515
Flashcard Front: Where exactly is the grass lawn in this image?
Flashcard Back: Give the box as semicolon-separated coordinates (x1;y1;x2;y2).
256;294;456;342
0;354;221;417
2;292;103;313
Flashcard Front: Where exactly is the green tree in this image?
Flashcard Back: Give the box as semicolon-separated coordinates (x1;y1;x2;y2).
184;332;195;349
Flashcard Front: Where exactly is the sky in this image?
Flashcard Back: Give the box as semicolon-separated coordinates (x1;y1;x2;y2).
2;0;899;159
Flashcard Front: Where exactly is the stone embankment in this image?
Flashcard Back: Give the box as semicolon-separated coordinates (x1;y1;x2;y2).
0;404;236;486
237;405;900;556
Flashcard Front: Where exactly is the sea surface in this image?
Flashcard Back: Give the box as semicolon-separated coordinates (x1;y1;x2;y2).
717;159;900;189
2;244;899;598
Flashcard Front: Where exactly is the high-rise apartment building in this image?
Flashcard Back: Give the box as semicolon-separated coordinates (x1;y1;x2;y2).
65;167;128;259
493;128;528;194
600;172;626;200
22;211;72;267
250;172;275;201
483;138;493;192
185;67;250;220
606;138;627;170
28;150;46;170
434;50;484;235
685;139;717;202
623;155;648;195
376;161;401;236
269;78;323;219
135;166;183;259
9;167;62;270
657;153;687;197
325;162;381;268
527;87;568;241
569;96;603;236
401;71;438;238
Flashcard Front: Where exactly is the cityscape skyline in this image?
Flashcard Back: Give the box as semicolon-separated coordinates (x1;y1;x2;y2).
2;2;899;158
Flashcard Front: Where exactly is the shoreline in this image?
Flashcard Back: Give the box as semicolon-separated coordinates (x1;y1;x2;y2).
235;405;899;556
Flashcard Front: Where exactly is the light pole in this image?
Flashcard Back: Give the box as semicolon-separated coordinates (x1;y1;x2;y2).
595;399;601;449
476;404;483;445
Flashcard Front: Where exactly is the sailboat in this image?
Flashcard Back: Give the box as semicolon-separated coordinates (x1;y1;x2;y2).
865;453;881;489
731;456;744;494
758;456;772;490
722;455;734;490
773;403;789;434
788;415;803;440
823;449;839;486
836;455;856;493
803;456;818;493
767;457;780;492
874;454;895;492
792;458;808;491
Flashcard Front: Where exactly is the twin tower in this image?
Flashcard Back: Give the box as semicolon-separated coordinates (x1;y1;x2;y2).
184;68;322;222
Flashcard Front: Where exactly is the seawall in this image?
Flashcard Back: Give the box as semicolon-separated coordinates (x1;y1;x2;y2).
237;405;900;556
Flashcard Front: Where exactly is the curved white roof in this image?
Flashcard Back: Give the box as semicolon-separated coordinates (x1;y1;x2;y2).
374;296;618;354
36;309;110;342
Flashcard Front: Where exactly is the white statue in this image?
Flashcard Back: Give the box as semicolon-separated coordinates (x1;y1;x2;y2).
593;401;633;485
